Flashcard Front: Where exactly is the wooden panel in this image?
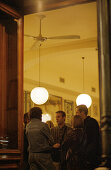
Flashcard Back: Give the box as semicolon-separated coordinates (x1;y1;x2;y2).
0;155;20;160
0;11;23;152
0;23;7;138
0;2;24;170
0;164;18;169
7;80;18;109
17;17;24;152
1;0;23;11
0;17;18;150
0;2;22;18
0;155;20;169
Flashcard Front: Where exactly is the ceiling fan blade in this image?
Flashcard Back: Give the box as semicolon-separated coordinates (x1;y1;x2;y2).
47;35;80;39
24;34;38;39
31;40;40;50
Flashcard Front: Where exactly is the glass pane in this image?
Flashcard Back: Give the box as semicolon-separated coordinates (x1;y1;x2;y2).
0;11;18;149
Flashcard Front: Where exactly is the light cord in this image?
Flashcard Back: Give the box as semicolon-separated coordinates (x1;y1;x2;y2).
82;57;85;92
38;44;41;86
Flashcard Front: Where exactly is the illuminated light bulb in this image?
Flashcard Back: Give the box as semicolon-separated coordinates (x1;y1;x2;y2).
76;93;92;108
42;113;51;122
31;87;49;105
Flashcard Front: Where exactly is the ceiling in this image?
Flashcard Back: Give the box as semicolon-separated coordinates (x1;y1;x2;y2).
1;0;95;15
23;0;95;15
24;2;99;98
24;2;97;49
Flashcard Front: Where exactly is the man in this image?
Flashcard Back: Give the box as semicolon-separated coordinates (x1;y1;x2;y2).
26;107;57;170
51;110;72;170
76;104;101;169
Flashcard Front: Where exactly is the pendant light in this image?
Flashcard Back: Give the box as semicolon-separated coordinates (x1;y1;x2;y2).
76;57;92;108
31;44;49;105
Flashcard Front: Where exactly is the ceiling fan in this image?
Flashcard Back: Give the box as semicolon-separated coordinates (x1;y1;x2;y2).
24;15;80;48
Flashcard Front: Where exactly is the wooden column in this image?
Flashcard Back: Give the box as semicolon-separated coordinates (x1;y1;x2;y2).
97;0;111;168
0;24;7;138
0;2;23;169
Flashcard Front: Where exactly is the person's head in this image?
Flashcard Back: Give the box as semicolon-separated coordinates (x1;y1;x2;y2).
29;107;42;120
24;112;30;127
56;111;66;127
72;115;84;129
46;120;54;129
76;104;88;120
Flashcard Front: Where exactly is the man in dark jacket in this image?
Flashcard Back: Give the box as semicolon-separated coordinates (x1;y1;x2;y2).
76;105;101;170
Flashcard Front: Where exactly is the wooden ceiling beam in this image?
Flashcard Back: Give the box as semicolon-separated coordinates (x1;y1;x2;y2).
0;0;96;15
24;0;96;15
0;2;22;18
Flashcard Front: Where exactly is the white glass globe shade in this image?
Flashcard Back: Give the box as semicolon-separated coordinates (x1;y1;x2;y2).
76;94;92;108
42;114;51;122
31;87;49;105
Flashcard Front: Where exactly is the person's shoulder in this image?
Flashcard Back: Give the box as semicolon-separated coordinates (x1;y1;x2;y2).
86;116;99;126
67;128;73;136
26;121;31;128
65;124;72;131
40;122;51;132
86;116;98;122
50;126;58;132
41;121;48;128
51;126;58;130
66;126;72;130
90;116;98;123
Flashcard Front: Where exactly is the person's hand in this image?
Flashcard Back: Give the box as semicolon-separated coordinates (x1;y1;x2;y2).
66;148;72;160
53;143;60;148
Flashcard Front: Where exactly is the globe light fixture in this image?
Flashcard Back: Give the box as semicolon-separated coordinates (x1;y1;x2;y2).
31;87;49;105
30;44;49;105
42;113;51;122
76;57;92;108
76;94;92;108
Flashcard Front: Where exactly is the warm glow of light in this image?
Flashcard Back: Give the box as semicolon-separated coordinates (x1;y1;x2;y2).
42;114;51;122
31;87;49;105
76;94;92;108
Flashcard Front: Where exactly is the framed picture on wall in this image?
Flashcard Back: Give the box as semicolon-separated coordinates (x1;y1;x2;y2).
88;106;91;116
92;104;98;117
24;91;34;113
64;100;74;126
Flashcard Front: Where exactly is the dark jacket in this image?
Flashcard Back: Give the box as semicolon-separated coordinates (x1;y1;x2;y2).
62;128;87;170
84;116;101;169
51;125;72;145
51;125;72;164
